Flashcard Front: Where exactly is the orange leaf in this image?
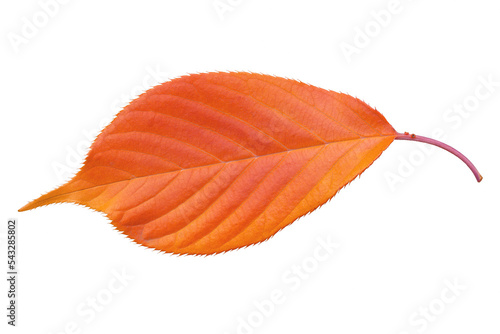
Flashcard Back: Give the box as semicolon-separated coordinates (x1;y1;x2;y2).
19;72;480;255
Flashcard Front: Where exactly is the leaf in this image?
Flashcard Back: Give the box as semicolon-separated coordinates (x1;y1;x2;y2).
19;72;481;255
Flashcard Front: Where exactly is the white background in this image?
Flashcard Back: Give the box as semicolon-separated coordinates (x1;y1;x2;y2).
1;0;499;333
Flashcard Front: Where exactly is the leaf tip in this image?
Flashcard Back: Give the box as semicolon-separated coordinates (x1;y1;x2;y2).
18;199;46;212
18;202;34;212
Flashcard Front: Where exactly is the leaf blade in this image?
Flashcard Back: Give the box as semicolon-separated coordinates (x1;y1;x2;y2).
20;72;397;254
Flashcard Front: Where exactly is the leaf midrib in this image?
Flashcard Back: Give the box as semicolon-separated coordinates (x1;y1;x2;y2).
40;134;396;202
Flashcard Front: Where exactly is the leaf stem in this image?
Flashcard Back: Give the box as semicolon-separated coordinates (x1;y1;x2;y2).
395;132;482;182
